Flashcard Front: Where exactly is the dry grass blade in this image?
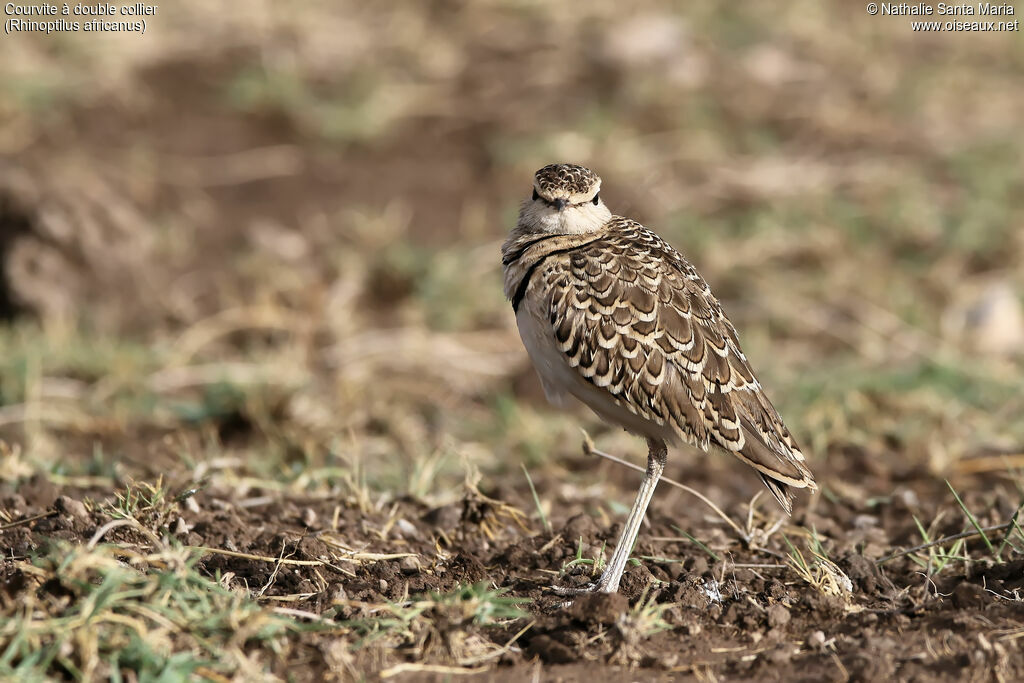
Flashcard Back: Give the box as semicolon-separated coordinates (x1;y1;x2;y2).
0;511;57;531
187;545;354;574
954;454;1024;475
271;607;340;624
459;619;535;666
320;536;418;563
380;663;490;678
783;535;852;597
87;518;161;549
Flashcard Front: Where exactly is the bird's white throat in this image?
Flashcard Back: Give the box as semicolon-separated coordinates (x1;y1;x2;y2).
518;198;612;235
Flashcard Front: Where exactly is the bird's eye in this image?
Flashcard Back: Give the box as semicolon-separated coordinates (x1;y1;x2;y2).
532;189;540;201
592;192;600;205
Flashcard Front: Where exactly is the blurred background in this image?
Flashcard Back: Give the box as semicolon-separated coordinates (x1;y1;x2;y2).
1;0;1023;508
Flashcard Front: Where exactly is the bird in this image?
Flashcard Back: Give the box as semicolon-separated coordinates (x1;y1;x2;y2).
501;163;817;596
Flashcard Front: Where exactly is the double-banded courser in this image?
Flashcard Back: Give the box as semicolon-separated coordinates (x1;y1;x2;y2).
502;163;816;595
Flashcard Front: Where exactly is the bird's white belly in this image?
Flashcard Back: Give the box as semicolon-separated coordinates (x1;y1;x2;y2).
515;299;680;445
515;303;575;408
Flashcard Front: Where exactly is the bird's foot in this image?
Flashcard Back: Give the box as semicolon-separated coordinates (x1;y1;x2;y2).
547;578;615;608
550;581;603;597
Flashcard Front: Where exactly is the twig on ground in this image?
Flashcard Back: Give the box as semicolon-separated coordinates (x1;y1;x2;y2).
88;518;161;549
876;519;1023;565
187;545;357;576
271;607;338;624
581;430;747;540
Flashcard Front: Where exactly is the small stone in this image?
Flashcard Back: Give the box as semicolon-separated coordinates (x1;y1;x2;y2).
399;556;421;574
767;603;791;628
395;518;418;539
301;508;318;528
808;630;827;650
852;514;879;530
54;496;89;523
379;579;388;593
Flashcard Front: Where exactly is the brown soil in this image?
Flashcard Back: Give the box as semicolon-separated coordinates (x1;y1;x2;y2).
4;444;1023;681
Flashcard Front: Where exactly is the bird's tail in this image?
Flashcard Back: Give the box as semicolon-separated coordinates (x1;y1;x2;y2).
758;474;795;515
734;417;817;515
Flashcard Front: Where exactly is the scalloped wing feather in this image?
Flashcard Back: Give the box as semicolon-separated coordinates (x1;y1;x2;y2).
526;218;816;511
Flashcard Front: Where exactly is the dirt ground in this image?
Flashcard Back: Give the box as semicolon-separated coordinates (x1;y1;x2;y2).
2;2;1024;681
4;443;1024;681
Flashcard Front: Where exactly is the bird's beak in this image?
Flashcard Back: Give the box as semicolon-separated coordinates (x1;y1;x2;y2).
552;198;568;211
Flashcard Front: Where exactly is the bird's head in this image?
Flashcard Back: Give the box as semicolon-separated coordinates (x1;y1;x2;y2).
517;163;611;235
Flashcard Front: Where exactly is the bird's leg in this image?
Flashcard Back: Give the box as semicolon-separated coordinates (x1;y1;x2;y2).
596;438;667;592
554;438;667;597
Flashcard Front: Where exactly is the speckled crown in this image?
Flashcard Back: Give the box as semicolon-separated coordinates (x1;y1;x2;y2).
533;163;601;200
